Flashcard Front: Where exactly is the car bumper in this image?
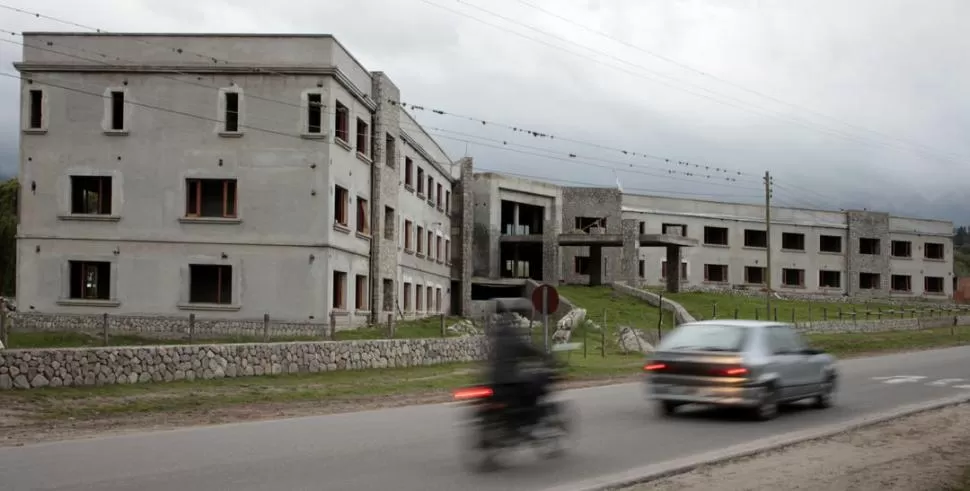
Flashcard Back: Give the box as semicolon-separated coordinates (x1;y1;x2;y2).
647;381;767;407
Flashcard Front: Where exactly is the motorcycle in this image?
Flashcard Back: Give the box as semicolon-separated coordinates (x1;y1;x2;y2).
453;362;576;472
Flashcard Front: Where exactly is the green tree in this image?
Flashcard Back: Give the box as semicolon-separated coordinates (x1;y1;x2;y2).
0;178;18;296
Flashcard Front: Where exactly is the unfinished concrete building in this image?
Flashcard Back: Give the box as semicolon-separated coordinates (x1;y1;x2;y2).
14;32;473;325
473;173;954;299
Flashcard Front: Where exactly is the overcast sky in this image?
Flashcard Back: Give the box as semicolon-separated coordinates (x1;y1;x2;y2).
2;0;968;224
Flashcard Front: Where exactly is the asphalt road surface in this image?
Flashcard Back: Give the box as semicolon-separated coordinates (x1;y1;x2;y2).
4;346;970;491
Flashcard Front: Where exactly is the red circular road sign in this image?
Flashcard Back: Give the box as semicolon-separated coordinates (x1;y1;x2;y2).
531;284;560;315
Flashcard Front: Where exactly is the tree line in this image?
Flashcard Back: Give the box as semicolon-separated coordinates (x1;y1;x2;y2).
0;178;15;296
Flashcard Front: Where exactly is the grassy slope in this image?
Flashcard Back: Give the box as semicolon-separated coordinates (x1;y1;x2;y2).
654;290;910;323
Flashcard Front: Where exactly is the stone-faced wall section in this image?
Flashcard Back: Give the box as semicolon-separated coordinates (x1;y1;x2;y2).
561;187;623;285
846;210;891;297
0;336;488;390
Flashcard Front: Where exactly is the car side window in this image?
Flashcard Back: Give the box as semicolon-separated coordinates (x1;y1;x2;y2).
765;328;792;354
770;327;806;354
782;328;808;352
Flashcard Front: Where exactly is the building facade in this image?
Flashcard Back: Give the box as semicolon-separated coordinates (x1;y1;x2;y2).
475;174;954;299
15;33;471;325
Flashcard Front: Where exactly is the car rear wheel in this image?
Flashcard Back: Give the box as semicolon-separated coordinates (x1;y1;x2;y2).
657;401;681;417
752;385;779;421
812;375;836;409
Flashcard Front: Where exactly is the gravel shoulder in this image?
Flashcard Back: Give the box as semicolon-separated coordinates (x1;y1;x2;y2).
627;403;970;491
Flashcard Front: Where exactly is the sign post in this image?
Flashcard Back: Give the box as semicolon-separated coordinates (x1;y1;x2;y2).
531;284;560;353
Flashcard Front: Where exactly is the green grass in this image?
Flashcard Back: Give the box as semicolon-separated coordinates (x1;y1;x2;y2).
5;315;467;349
556;285;676;352
651;289;933;323
807;326;970;357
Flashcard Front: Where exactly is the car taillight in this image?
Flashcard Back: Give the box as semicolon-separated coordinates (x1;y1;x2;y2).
720;366;748;376
644;363;666;372
453;386;493;401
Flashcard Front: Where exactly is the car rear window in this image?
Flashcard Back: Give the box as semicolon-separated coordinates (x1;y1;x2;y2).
657;324;749;352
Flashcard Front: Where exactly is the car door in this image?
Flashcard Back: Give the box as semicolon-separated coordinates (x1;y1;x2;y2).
763;327;799;397
785;328;827;391
774;326;817;397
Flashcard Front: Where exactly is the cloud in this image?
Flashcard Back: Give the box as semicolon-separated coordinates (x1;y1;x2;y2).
1;0;969;223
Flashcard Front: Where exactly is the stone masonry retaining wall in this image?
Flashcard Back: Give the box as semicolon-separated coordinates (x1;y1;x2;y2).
611;282;697;324
0;336;488;390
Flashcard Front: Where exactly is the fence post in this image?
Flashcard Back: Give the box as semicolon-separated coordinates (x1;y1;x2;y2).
866;310;870;321
102;312;109;346
755;308;760;320
440;313;446;337
0;308;7;348
712;302;718;319
329;311;337;341
838;307;843;320
773;307;778;321
790;309;795;324
583;325;588;359
600;328;606;358
188;313;195;343
734;307;739;319
388;313;395;338
823;307;828;321
877;308;882;320
263;313;270;342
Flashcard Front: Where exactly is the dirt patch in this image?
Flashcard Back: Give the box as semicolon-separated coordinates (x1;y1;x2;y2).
629;404;970;491
0;374;637;448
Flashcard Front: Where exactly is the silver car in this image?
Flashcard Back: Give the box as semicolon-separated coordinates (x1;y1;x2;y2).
644;320;838;420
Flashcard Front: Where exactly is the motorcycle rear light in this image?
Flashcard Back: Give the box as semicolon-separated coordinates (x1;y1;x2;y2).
452;386;493;401
644;363;666;371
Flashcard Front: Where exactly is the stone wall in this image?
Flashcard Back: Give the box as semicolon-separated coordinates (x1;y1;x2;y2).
0;336;488;390
611;282;697;324
795;315;970;334
560;187;623;285
846;210;891;297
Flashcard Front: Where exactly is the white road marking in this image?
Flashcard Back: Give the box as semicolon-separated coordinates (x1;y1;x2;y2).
929;378;965;387
877;376;928;384
952;385;970;390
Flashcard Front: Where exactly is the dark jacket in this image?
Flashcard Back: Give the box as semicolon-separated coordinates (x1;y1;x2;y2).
487;313;548;386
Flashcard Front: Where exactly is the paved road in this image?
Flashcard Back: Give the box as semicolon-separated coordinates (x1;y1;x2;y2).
4;346;970;491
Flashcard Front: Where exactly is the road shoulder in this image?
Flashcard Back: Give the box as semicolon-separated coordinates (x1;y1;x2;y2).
626;403;970;491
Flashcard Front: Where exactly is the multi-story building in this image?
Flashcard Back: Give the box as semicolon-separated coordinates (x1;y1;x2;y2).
14;32;473;325
474;173;954;299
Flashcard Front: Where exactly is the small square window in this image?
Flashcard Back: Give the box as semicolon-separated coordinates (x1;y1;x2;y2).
69;261;111;300
189;264;232;304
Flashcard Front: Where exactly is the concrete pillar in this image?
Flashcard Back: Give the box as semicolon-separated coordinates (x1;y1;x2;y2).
513;203;520;235
621;219;639;287
665;246;682;293
542;217;559;285
590;245;603;286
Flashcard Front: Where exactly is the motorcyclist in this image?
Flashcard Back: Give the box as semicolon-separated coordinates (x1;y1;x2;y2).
485;301;557;427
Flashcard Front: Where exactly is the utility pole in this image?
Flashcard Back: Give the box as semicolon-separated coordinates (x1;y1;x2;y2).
764;171;773;316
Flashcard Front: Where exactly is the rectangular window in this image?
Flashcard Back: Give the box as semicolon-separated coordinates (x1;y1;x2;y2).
859;272;881;290
638;221;646;235
859;237;880;255
703;226;729;246
704;264;728;283
405;158;414;188
356;196;369;234
661;261;688;280
782;268;805;287
819;234;842;253
891;240;912;258
335;100;349;143
819;270;841;288
445;190;451;214
70;176;113;215
404;220;414;250
385;134;395;167
435;287;442;313
28;89;43;129
445;239;451;263
307;93;323;134
417;167;425;194
384;206;395;240
403;282;412;311
224;92;239;132
68;260;111;300
781;232;805;251
427;230;434;259
925;276;944;294
744;229;767;248
891;274;911;292
574;256;590;274
436;235;443;260
638;260;645;278
925;242;945;260
416;285;423;312
576;216;606;232
186;178;236;218
110;91;125;131
436;183;443;209
661;223;686;236
745;266;765;285
416;226;424;254
356;118;370;156
188;264;232;304
334;185;349;226
355;274;368;310
332;270;347;309
382;279;394;312
427;176;434;203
